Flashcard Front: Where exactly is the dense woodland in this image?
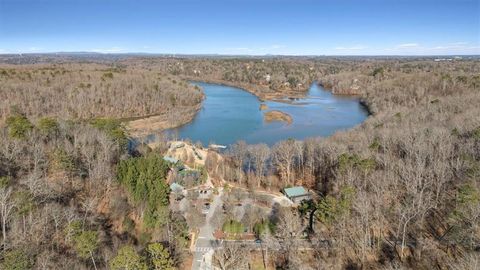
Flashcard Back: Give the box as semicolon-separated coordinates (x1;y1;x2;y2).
0;55;478;269
0;63;203;124
0;114;190;269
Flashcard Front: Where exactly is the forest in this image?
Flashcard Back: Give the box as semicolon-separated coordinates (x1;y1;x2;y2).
0;62;203;127
0;55;478;269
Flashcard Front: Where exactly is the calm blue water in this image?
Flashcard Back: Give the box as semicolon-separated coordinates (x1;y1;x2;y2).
166;82;368;146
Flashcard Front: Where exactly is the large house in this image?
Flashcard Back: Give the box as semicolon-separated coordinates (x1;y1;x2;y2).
283;186;311;204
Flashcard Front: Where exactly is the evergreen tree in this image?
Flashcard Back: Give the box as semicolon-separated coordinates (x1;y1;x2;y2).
147;242;175;270
0;249;32;270
110;245;148;270
6;115;33;139
117;154;170;228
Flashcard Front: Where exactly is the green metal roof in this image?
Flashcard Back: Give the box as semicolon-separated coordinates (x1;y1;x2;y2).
283;186;308;197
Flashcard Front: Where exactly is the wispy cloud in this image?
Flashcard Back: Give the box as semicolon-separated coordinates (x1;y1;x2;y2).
91;46;126;53
223;47;254;54
225;47;251;51
223;44;287;55
28;47;42;52
431;42;476;50
449;42;468;46
334;45;368;51
396;43;419;48
384;42;480;54
269;44;285;49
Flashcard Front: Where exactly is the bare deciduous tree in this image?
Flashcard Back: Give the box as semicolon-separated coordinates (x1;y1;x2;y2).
213;242;250;270
272;139;298;185
248;143;270;188
0;187;15;246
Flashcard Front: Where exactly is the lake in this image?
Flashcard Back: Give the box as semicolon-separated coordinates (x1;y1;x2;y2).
165;82;368;146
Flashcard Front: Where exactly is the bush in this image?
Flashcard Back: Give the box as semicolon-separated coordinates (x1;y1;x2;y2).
371;67;385;77
199;165;208;184
337;153;376;174
6;115;33;139
74;230;98;259
123;217;135;233
102;72;114;79
37;117;59;136
90;118;127;148
65;220;83;241
0;176;10;188
369;137;381;151
0;249;32;270
63;222;99;262
138;232;152;246
457;184;479;206
472;126;480;140
15;191;35;217
52;148;76;172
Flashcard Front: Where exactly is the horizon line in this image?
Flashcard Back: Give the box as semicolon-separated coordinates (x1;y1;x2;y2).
1;51;479;57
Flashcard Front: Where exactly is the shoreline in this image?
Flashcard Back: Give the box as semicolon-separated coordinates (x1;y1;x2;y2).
183;76;310;101
125;78;373;138
125;103;203;138
317;81;374;116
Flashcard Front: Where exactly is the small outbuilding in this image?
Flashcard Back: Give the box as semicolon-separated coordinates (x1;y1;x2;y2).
283;186;311;204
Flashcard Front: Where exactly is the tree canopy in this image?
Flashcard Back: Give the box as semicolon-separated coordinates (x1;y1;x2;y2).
117;154;171;228
110;245;148;270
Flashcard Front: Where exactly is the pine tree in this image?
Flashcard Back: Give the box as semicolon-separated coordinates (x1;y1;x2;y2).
147;242;175;270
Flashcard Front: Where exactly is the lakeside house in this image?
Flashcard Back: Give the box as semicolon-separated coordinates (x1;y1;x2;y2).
283;186;311;204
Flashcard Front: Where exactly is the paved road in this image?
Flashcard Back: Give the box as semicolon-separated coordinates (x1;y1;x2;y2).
191;188;223;270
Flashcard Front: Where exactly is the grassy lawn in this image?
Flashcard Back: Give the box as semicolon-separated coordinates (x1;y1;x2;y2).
253;219;275;236
222;220;245;234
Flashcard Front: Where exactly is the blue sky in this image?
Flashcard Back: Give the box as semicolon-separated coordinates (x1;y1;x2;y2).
0;0;479;55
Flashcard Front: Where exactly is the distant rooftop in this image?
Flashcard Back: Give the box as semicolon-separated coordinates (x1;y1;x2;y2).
283;186;309;197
